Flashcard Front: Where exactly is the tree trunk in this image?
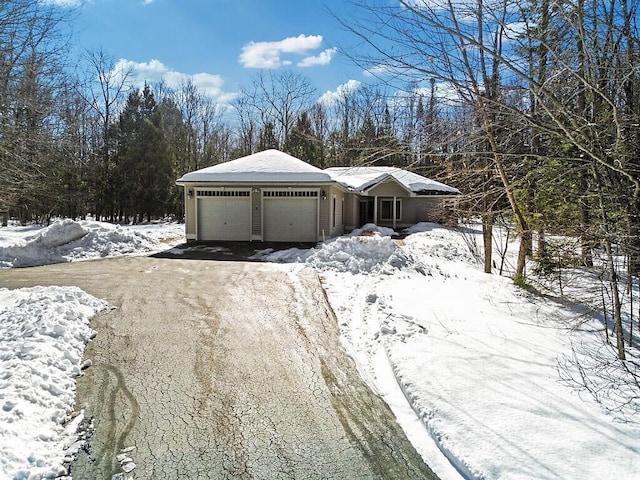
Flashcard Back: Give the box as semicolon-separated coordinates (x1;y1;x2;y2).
486;134;531;283
580;190;594;267
629;258;634;348
594;167;626;360
515;235;529;286
627;199;640;276
538;226;546;257
603;237;626;360
483;213;494;274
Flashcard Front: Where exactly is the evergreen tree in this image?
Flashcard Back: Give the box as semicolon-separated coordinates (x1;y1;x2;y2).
113;85;174;222
157;95;188;219
257;122;279;151
283;112;321;165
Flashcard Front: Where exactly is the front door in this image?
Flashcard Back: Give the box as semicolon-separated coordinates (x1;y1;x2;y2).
358;198;374;227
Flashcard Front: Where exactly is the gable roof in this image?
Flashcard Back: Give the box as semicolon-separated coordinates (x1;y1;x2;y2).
325;166;460;195
176;150;460;195
176;149;333;184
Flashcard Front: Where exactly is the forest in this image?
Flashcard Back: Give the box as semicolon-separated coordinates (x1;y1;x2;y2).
0;0;638;365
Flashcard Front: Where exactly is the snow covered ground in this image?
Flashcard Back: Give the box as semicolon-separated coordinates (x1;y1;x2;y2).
0;286;108;479
1;219;639;479
0;219;184;268
257;223;640;480
0;220;183;479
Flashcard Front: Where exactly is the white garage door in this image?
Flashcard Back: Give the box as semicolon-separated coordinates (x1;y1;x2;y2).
197;191;251;241
263;191;318;242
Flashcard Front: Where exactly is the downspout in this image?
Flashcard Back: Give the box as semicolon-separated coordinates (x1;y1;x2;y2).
373;195;378;225
392;196;397;229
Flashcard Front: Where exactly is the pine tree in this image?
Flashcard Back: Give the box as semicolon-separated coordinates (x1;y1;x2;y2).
283;112;321;165
113;85;174;222
257;122;279;151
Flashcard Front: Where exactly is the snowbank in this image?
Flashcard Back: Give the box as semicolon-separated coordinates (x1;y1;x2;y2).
0;286;108;479
319;224;640;480
305;235;417;274
403;223;477;264
0;219;165;268
260;227;427;275
350;223;398;237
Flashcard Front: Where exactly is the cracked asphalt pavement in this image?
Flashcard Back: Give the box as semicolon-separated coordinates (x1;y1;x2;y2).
1;257;438;479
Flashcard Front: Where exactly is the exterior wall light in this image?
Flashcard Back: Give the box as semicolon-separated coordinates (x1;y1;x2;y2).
187;188;194;199
321;189;327;200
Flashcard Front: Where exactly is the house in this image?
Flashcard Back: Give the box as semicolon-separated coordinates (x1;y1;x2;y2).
176;149;460;243
325;166;460;232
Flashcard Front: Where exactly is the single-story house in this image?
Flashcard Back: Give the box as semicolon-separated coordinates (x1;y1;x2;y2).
176;149;460;242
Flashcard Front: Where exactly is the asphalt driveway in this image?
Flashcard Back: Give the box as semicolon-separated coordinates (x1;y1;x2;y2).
151;240;318;262
0;257;437;479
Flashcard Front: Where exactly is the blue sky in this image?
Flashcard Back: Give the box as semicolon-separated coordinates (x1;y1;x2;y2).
58;0;367;107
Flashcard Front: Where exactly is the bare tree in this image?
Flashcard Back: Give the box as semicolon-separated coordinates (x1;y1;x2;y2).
232;93;262;156
309;102;329;167
0;0;74;223
342;0;640;286
79;48;131;220
237;70;317;149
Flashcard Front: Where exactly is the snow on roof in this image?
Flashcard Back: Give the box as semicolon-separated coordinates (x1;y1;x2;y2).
177;149;332;183
325;166;460;195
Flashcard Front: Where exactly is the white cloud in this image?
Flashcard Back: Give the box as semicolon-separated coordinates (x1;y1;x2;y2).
297;47;337;68
42;0;155;7
426;81;462;104
318;79;361;105
401;0;484;10
113;58;237;104
402;0;519;21
363;64;395;78
503;21;527;40
239;34;327;69
400;0;454;10
39;0;81;7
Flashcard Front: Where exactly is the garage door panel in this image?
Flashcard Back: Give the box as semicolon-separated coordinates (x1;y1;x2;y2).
197;199;215;240
264;197;318;242
197;195;251;241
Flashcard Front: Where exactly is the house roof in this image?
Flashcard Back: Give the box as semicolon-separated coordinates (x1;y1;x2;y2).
176;150;460;195
176;149;333;184
325;166;460;195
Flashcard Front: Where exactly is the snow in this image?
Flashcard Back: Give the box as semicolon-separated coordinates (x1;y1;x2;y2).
1;219;639;479
259;236;413;275
0;219;184;268
0;220;182;477
0;286;108;479
325;166;461;194
175;149;459;192
251;224;406;274
176;149;332;183
261;222;640;480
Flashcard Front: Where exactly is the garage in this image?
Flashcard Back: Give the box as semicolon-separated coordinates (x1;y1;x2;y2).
177;150;344;242
263;190;318;242
196;190;251;241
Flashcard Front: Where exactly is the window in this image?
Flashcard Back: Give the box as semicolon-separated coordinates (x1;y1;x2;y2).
197;190;250;197
380;198;401;221
263;190;318;197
